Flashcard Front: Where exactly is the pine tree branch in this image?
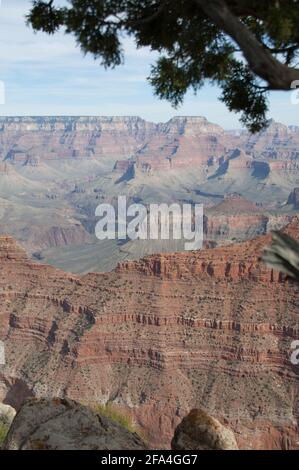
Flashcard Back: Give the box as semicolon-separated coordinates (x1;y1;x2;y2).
194;0;299;90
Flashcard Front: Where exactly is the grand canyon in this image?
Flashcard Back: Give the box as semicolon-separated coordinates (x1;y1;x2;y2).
0;116;299;450
1;0;299;453
0;220;299;449
0;116;299;272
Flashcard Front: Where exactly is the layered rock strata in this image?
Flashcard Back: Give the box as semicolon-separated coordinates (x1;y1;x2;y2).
0;220;299;449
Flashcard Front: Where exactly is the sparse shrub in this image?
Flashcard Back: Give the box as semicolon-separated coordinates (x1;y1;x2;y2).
93;403;136;434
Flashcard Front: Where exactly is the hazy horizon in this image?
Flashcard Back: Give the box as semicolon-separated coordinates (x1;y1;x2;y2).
0;0;298;129
0;114;297;132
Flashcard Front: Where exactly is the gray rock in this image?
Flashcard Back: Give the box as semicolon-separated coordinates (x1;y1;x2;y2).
0;403;16;427
171;409;238;450
3;397;147;450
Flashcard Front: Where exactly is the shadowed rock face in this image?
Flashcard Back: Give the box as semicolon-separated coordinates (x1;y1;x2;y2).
3;398;146;450
0;220;299;449
172;409;238;450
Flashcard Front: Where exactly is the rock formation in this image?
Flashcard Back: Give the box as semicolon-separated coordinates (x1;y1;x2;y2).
3;398;146;450
0;403;16;427
171;409;238;450
1;116;299;173
0;219;298;449
245;119;299;162
0;116;154;162
131;116;226;171
1;115;299;272
3;398;241;451
204;194;295;245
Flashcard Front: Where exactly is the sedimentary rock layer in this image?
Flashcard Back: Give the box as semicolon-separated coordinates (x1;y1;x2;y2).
0;220;299;449
1;116;299;172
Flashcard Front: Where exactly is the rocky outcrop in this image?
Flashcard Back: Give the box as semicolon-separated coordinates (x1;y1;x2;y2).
0;220;299;449
132;116;227;171
116;227;282;281
0;403;16;427
245;119;299;161
172;409;238;450
204;195;296;245
3;398;146;450
3;399;239;451
0;235;28;261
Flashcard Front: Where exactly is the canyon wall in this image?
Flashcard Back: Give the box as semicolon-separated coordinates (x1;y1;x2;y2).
204;195;295;244
1;116;299;173
0;116;155;162
0;219;299;449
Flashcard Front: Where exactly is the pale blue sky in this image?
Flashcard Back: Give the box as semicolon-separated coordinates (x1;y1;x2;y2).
0;0;298;128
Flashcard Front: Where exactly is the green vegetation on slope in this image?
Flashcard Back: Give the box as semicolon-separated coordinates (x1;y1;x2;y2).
94;403;137;435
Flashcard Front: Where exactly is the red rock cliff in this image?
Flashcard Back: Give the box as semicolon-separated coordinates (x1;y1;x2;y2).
0;221;299;449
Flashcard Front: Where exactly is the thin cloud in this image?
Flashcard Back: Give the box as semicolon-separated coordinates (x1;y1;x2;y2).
0;0;296;128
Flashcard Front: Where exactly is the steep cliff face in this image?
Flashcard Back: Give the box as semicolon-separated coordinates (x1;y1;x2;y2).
0;235;28;261
245;120;299;161
113;117;299;175
0;116;155;162
1;116;299;172
131;116;227;171
204;195;295;245
0;115;228;170
0;220;299;449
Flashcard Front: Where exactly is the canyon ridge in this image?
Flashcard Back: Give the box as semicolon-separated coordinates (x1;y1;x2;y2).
0;116;299;272
0;219;298;449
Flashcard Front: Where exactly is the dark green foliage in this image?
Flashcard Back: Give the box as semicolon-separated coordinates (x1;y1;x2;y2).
29;0;64;34
263;232;299;281
26;0;299;132
220;63;269;133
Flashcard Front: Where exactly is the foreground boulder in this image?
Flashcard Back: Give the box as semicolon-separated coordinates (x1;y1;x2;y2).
0;403;16;427
0;403;16;447
3;398;146;450
171;409;238;450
